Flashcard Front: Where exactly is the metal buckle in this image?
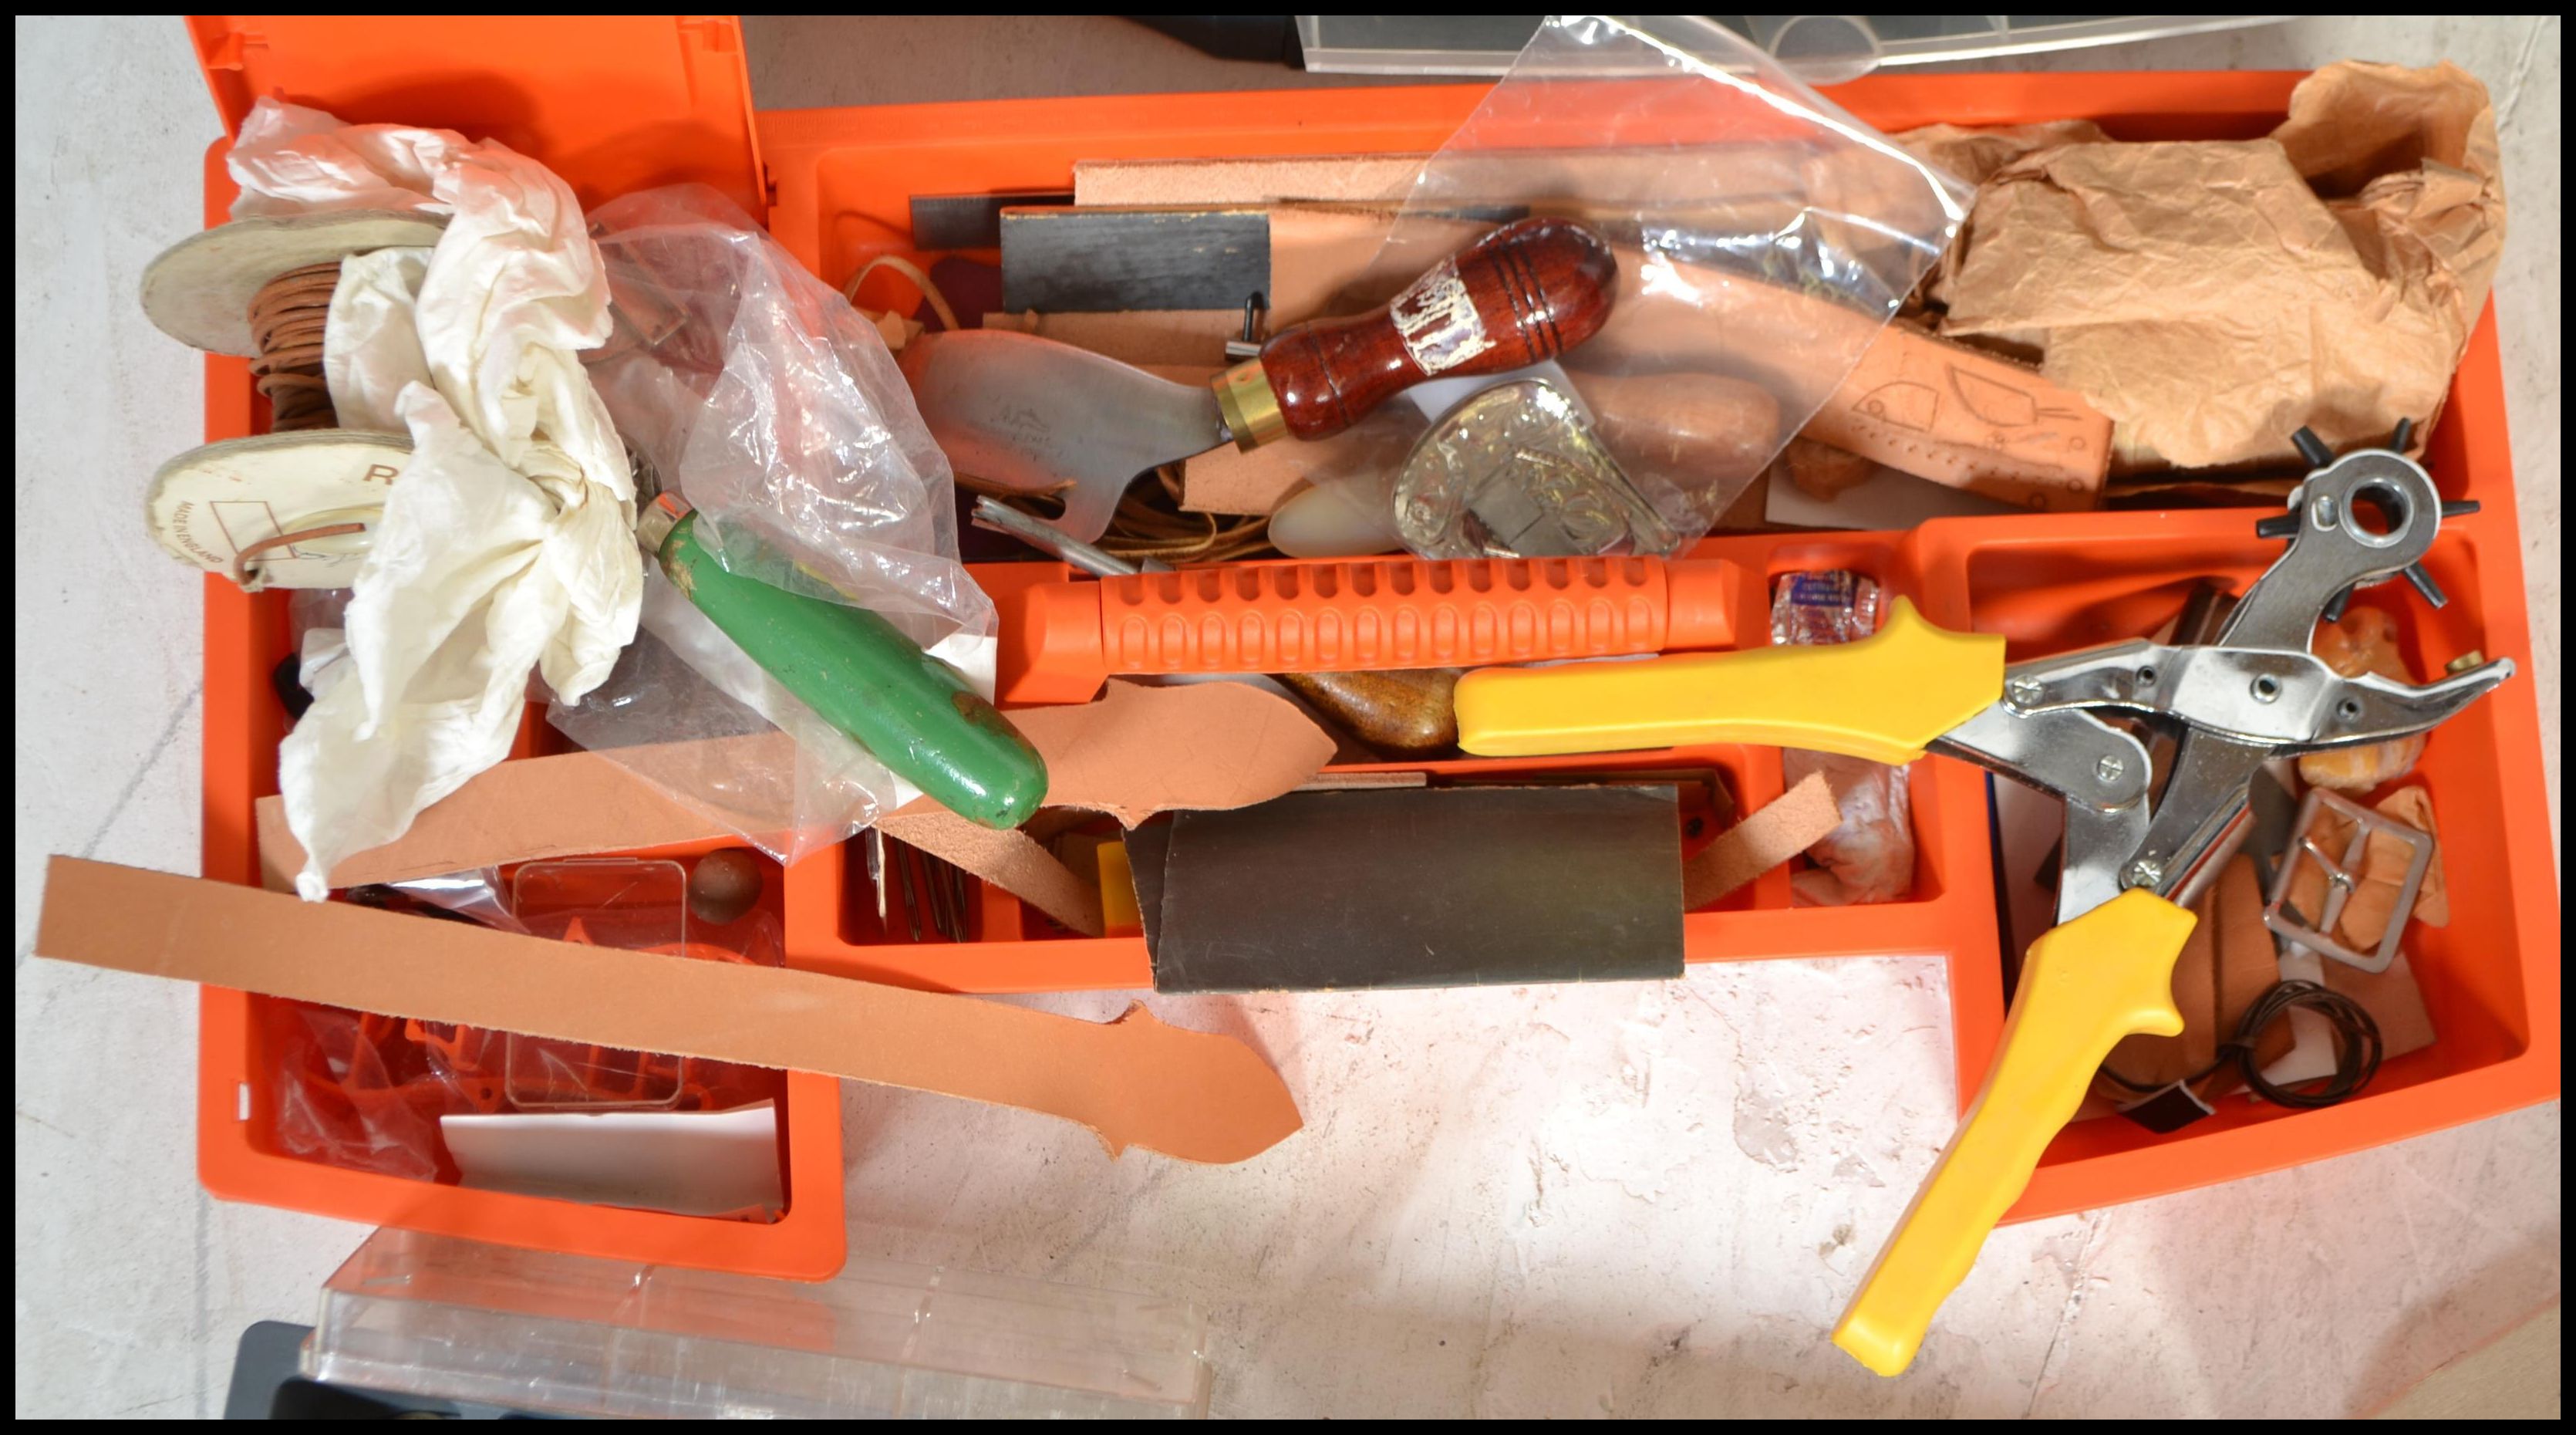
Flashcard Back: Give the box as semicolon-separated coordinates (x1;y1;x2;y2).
2261;787;2433;974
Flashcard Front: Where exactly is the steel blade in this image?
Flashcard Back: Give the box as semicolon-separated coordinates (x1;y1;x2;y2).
900;329;1229;542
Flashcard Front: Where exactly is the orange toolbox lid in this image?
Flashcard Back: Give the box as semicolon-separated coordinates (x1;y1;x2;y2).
187;15;768;218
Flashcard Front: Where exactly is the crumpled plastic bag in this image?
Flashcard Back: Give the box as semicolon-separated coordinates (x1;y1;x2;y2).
580;184;989;650
551;184;996;863
549;574;949;864
1920;61;2505;473
1785;751;1916;907
1772;570;1915;906
231;99;641;900
1363;14;1969;552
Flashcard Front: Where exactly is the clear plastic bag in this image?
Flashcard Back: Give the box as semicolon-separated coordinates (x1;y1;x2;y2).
353;866;526;934
552;184;996;863
1772;571;1916;905
267;1001;453;1181
549;577;922;863
1367;15;1969;552
268;856;787;1187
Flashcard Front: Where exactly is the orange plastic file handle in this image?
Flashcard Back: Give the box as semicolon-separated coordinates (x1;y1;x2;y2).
1003;555;1738;704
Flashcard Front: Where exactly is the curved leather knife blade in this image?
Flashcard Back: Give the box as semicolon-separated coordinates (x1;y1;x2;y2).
899;329;1230;542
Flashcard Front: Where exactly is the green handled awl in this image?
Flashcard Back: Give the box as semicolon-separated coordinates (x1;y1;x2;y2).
638;492;1047;829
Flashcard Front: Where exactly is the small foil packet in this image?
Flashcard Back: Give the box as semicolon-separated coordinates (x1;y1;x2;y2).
1772;569;1885;647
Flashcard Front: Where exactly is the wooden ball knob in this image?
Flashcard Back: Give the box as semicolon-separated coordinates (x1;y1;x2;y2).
688;848;767;927
1216;218;1619;446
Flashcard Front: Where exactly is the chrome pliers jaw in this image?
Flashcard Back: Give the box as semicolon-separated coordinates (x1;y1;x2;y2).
1937;432;2514;924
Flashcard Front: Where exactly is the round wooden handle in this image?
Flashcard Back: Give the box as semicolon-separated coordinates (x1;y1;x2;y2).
1255;218;1617;441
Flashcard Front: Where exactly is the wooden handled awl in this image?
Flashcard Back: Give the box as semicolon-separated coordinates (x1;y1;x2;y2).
642;495;1048;830
903;218;1618;542
1212;217;1618;447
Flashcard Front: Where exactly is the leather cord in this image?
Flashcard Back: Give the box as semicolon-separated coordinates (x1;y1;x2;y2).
232;521;368;591
247;259;342;432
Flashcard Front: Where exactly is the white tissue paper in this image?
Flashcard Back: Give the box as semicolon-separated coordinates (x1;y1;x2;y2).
230;100;641;899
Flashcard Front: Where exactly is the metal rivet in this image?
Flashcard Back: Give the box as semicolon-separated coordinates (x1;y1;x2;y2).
2251;674;2282;703
2310;494;2340;531
2336;697;2362;721
2007;677;2042;706
2135;667;2157;688
2096;754;2126;785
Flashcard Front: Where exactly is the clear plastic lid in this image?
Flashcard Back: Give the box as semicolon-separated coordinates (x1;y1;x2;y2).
306;1227;1216;1419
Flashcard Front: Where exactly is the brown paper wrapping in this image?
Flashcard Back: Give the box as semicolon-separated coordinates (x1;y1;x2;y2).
1920;62;2504;474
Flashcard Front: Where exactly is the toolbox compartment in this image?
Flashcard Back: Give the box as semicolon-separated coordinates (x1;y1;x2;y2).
188;18;2558;1271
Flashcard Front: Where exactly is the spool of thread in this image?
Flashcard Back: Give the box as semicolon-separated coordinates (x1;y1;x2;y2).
245;260;342;432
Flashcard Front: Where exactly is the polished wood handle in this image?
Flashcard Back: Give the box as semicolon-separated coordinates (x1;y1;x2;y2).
1253;218;1617;442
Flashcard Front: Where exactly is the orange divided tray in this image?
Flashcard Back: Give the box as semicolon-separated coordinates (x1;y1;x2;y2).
186;17;2558;1273
185;16;839;1278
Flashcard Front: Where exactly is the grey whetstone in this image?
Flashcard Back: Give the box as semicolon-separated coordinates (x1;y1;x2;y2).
909;190;1073;250
1145;785;1684;993
1000;208;1272;313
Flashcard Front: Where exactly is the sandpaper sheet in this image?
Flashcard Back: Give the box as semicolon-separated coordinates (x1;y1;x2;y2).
1124;819;1174;956
1138;785;1684;993
34;856;1300;1164
910;190;1073;249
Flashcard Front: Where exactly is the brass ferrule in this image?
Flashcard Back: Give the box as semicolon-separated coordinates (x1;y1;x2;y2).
636;490;694;559
1212;360;1287;451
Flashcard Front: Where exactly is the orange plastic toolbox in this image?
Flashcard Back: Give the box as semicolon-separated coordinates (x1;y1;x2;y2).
186;16;2560;1275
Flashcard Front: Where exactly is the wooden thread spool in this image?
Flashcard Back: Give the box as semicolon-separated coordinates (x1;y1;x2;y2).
140;212;447;589
246;259;343;433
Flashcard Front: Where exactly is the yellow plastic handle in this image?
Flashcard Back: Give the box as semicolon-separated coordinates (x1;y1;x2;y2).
1833;890;2197;1376
1452;596;2004;762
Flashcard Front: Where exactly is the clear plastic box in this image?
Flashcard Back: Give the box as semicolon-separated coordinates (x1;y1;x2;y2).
1293;15;2288;83
305;1227;1214;1418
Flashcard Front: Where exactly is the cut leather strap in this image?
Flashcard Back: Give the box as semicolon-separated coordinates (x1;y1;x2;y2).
232;521;369;591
